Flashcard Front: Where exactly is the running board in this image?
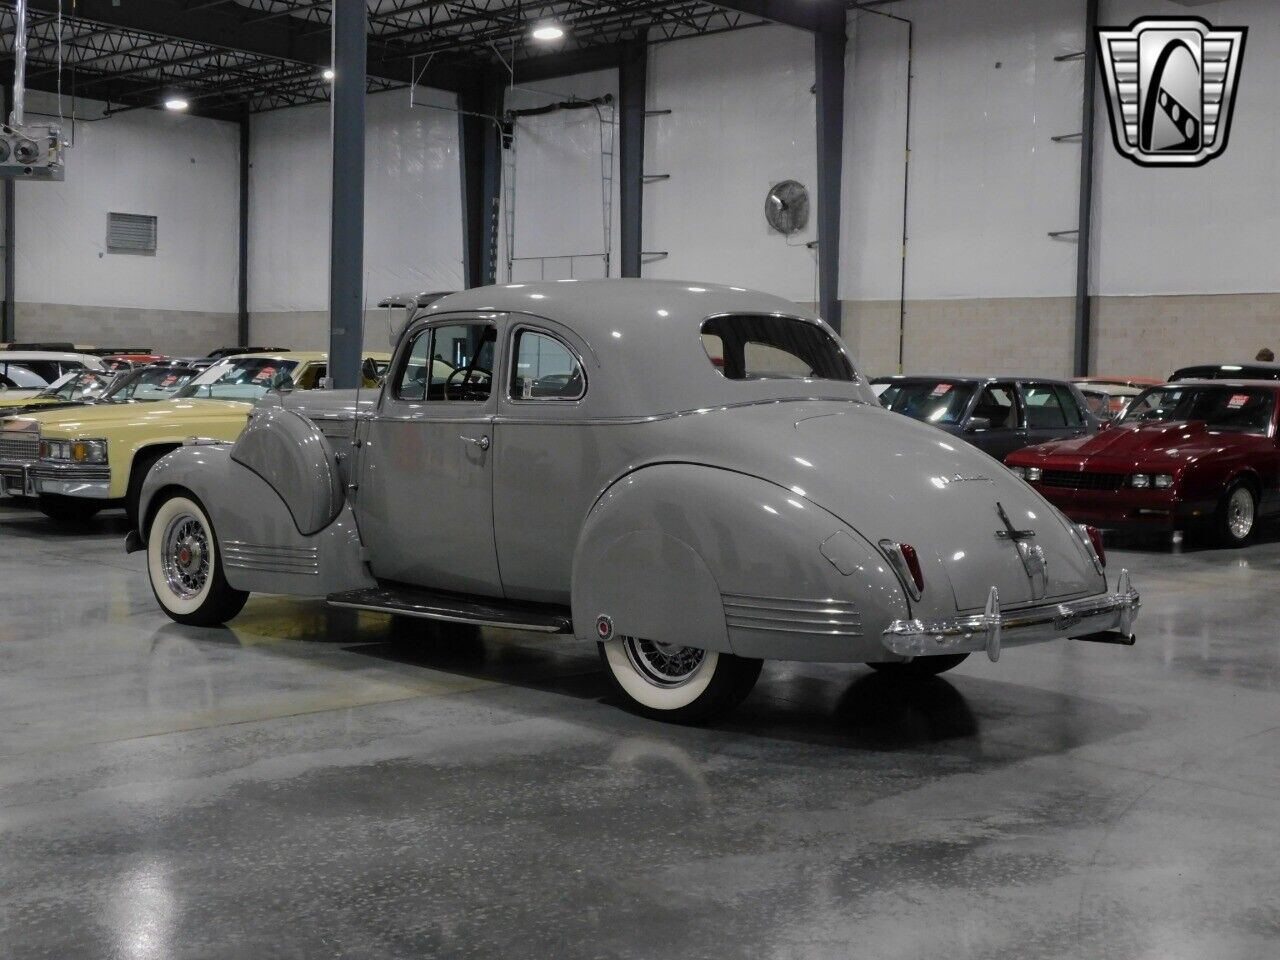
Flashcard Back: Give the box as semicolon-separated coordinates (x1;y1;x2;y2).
327;586;573;634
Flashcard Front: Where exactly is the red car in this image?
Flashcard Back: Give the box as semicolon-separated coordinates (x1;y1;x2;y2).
1006;380;1280;546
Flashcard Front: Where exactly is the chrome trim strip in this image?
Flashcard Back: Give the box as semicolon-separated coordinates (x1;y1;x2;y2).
326;599;567;633
34;479;111;498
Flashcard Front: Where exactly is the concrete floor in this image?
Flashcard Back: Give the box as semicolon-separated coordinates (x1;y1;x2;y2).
1;501;1277;960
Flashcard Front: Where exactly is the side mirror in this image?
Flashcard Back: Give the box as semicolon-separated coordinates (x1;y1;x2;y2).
361;357;381;384
964;416;992;434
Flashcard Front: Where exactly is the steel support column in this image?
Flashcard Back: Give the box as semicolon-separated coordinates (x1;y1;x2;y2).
815;25;845;332
1072;0;1100;376
618;35;647;278
328;0;367;389
458;77;503;289
1;61;14;343
237;112;250;346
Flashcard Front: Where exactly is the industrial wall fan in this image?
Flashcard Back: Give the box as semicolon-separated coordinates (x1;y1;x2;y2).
764;180;810;235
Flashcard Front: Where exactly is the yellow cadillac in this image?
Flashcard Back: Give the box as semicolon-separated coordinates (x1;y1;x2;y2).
0;351;387;523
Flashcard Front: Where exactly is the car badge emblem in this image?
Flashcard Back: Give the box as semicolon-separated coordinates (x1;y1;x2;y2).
1097;17;1247;168
595;615;614;641
935;474;994;486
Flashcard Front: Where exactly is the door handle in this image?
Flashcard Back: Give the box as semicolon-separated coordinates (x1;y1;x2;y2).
460;434;490;451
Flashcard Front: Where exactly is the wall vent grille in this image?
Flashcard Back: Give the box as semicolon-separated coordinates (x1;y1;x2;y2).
106;212;157;253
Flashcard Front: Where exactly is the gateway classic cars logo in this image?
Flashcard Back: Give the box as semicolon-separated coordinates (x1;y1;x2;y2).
1096;16;1247;168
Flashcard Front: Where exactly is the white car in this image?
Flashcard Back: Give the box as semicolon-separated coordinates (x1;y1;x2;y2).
0;351;108;402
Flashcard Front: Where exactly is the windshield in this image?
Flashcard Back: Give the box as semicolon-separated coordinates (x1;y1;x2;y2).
1121;385;1276;435
173;358;300;401
37;370;116;401
106;366;198;402
700;315;854;381
876;379;976;425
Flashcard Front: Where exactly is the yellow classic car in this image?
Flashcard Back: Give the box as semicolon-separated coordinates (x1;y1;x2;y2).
0;351;388;523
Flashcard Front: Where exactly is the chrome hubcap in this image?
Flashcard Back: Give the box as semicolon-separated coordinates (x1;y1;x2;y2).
622;636;705;688
162;514;210;599
1228;488;1255;540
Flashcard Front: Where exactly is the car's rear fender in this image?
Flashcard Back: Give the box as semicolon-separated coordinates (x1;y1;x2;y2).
571;463;910;663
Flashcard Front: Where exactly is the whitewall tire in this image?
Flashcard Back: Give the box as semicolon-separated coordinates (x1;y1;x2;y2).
598;636;761;724
147;492;248;627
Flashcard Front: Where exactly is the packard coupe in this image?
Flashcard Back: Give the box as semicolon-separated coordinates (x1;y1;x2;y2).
130;281;1139;723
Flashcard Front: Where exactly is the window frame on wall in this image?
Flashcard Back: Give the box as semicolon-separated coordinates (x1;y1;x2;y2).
506;324;588;404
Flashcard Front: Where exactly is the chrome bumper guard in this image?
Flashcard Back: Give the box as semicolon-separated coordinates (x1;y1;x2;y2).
882;569;1139;663
29;462;112;499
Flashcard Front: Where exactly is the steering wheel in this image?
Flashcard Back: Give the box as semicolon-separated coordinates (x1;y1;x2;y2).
443;365;477;401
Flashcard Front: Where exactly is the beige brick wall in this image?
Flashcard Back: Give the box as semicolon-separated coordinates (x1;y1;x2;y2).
251;310;401;354
839;293;1280;381
14;302;237;357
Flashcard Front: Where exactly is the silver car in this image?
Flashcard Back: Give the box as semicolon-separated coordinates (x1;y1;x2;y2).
130;281;1139;723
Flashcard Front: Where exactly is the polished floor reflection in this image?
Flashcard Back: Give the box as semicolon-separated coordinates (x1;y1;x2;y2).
2;502;1278;959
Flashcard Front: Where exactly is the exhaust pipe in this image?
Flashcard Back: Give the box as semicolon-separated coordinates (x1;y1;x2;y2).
1075;630;1136;646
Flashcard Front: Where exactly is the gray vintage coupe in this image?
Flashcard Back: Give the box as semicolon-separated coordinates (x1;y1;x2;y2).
129;281;1139;723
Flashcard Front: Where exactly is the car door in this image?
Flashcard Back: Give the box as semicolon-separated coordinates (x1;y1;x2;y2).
1019;381;1081;448
962;381;1025;459
492;323;594;605
356;315;504;596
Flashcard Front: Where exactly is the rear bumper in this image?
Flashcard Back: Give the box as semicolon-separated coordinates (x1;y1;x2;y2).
882;570;1139;662
1026;484;1213;529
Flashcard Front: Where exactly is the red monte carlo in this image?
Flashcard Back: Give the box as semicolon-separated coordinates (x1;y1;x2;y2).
1006;380;1280;547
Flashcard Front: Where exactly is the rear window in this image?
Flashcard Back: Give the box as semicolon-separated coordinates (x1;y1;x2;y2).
876;379;975;426
700;315;853;382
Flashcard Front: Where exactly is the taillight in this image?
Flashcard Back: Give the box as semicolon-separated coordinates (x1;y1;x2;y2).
1080;524;1106;569
899;543;925;593
879;540;925;600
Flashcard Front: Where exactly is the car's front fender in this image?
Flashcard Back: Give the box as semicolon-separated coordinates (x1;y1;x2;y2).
571;463;909;662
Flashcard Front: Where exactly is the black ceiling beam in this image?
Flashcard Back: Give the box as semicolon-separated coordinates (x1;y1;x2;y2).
20;0;477;92
709;0;844;34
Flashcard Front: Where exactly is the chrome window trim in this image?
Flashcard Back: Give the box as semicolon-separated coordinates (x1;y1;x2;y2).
505;323;589;405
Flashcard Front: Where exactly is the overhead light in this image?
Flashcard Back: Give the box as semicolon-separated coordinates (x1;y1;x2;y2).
531;23;565;41
322;68;336;81
164;96;189;111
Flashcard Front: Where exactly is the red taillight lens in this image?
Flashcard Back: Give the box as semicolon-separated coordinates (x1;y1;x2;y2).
899;543;925;593
1085;525;1106;568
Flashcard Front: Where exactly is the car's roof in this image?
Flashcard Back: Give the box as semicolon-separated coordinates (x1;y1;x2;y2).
1164;379;1280;390
0;350;101;362
1171;362;1280;374
418;279;871;418
426;279;814;337
869;373;1075;385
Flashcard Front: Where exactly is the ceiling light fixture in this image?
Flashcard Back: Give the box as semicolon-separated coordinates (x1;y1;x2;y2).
531;23;565;41
322;68;336;81
163;97;189;111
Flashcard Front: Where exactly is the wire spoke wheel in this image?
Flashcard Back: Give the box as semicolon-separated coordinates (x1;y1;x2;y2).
622;636;707;688
161;514;211;600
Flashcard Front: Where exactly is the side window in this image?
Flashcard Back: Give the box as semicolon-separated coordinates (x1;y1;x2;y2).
1055;385;1084;426
395;322;496;403
972;384;1017;429
510;330;585;401
396;328;433;400
1023;382;1068;428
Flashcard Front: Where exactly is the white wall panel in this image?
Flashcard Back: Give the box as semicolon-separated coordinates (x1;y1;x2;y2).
249;86;464;312
842;0;1085;300
1094;0;1280;296
498;69;620;282
15;91;239;313
643;27;819;302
